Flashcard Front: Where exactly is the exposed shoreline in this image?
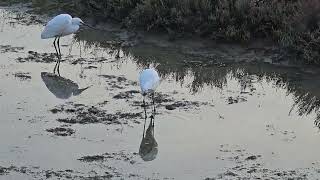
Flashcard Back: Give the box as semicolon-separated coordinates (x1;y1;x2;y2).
2;0;320;65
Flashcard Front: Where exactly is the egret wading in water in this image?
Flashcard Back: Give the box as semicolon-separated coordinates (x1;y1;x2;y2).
41;14;93;76
139;68;160;106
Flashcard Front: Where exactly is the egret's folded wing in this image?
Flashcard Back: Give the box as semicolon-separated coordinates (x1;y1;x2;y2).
139;69;160;92
41;14;72;39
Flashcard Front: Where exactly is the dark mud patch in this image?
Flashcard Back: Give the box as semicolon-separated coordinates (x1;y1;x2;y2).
0;166;40;176
97;100;109;106
206;166;310;180
16;51;56;63
152;92;174;104
127;92;211;111
13;72;31;81
210;144;313;179
227;96;247;105
71;57;114;65
0;165;72;178
165;100;209;110
113;90;140;99
16;51;100;65
0;165;134;179
78;155;105;162
49;108;63;114
46;127;75;136
130;92;174;105
99;74;138;90
0;45;24;53
78;151;138;165
51;103;142;125
245;155;259;161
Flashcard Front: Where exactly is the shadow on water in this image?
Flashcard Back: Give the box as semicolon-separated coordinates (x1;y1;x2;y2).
139;103;158;161
41;72;90;99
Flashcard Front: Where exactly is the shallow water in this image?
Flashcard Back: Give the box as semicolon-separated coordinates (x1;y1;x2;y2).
1;5;320;179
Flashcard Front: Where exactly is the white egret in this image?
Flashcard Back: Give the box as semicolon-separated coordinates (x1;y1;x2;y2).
139;68;160;105
41;14;93;75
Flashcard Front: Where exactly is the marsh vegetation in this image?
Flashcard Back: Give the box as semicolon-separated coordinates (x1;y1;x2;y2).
2;0;320;64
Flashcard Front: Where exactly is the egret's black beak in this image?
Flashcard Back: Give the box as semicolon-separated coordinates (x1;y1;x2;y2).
81;22;97;30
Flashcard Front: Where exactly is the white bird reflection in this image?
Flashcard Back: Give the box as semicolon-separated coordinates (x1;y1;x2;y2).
41;72;89;99
139;104;158;161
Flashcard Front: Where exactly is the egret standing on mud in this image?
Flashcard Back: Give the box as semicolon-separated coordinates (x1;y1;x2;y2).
139;68;160;105
41;14;90;75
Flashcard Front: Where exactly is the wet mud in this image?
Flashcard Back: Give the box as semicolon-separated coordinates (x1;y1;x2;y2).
0;165;139;179
16;51;56;63
78;151;138;165
46;127;75;136
205;145;313;179
13;72;31;81
0;45;24;53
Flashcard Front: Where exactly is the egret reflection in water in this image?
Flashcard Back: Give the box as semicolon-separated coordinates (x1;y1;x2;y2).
73;27;320;129
41;72;90;99
139;104;158;161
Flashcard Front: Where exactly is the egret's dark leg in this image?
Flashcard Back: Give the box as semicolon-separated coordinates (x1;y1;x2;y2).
57;37;61;76
151;105;155;127
53;37;59;74
152;92;155;105
53;37;59;58
116;48;120;59
142;95;146;107
57;37;61;58
142;104;147;138
152;92;156;113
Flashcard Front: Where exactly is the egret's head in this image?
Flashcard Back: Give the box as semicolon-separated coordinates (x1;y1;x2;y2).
72;18;96;30
72;17;84;26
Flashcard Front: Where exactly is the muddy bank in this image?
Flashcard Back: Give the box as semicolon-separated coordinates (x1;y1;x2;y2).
48;89;210;126
0;164;140;179
46;127;75;136
205;144;314;179
3;0;320;65
0;45;24;53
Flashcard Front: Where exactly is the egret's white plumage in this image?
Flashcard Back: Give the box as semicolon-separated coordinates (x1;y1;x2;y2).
41;14;83;39
41;14;84;76
139;68;160;95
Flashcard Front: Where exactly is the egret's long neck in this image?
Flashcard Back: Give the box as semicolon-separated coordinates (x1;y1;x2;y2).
71;18;78;25
71;18;80;33
68;24;80;34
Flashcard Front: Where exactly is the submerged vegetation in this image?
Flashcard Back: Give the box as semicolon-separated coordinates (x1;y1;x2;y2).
1;0;320;64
